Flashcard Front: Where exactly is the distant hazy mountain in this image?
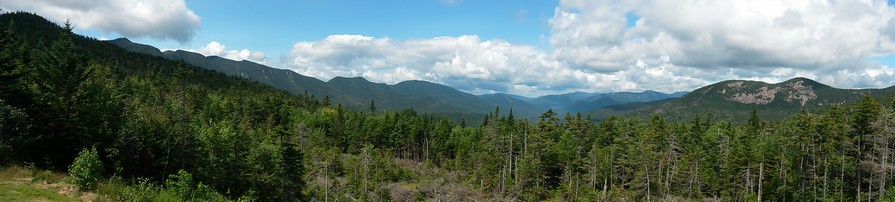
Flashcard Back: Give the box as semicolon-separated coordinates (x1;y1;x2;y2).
477;93;544;119
563;90;687;113
391;80;497;113
592;77;895;122
324;77;497;114
487;90;686;114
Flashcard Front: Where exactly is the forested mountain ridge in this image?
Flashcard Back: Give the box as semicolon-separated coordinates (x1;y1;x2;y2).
593;77;895;121
562;90;687;113
110;38;499;120
479;90;686;114
477;93;544;117
109;38;354;106
7;12;895;201
109;37;689;120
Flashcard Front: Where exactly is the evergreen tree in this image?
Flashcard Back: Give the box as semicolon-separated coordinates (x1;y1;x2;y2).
29;20;96;168
853;95;881;200
281;138;305;201
0;98;28;164
0;20;28;105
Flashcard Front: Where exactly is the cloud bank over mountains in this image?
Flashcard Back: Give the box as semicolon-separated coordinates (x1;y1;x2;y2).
282;0;895;96
6;0;895;96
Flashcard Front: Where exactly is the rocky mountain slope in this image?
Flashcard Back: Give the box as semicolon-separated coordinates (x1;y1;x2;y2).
592;78;895;121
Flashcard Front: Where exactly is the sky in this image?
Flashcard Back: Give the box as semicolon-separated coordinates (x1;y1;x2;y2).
4;0;895;97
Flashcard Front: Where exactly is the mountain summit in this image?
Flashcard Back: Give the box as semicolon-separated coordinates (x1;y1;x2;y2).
594;77;894;121
686;77;830;106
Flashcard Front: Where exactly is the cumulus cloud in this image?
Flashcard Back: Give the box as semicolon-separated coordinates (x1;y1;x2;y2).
550;0;895;87
194;41;268;64
282;0;895;96
283;34;705;96
10;0;891;96
1;0;201;43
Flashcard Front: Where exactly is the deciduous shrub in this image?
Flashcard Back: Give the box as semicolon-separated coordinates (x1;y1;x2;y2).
67;146;103;190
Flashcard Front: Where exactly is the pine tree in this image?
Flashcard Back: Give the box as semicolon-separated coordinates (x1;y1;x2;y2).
0;20;32;164
33;20;89;121
28;20;97;168
0;20;27;103
853;95;881;200
282;137;305;201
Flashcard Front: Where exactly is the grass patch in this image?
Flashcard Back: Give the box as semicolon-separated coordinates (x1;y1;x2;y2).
0;182;78;202
0;165;29;180
0;165;80;202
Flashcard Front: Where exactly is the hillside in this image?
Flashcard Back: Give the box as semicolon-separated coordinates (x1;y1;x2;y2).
0;12;324;201
111;38;686;120
109;39;353;105
477;93;544;119
109;39;502;121
501;90;685;114
592;77;895;121
563;90;685;113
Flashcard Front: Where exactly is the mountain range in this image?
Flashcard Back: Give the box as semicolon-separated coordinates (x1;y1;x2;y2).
108;38;895;122
8;12;894;123
108;38;685;121
107;38;895;123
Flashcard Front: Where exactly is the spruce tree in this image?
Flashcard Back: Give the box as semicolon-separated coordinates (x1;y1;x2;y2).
281;139;306;201
29;20;94;168
853;95;881;200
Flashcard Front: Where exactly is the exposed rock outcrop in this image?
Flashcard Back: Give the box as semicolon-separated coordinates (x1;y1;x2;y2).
720;79;817;106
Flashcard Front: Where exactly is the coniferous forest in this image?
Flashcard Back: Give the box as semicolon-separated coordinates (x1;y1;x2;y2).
5;12;895;201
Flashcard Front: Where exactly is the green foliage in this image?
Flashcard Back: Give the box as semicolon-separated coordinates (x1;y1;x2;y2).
9;11;895;202
853;95;880;137
165;170;195;199
119;178;182;202
98;175;227;202
0;99;28;164
880;186;895;202
67;146;103;191
280;139;305;201
166;170;226;201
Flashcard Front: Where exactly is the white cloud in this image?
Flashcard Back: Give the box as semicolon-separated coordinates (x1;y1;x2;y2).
12;0;892;96
194;41;268;64
283;34;709;96
263;0;895;96
544;0;895;93
1;0;200;43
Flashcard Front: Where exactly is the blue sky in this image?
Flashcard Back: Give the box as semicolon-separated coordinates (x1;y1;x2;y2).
82;0;558;66
5;0;895;96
